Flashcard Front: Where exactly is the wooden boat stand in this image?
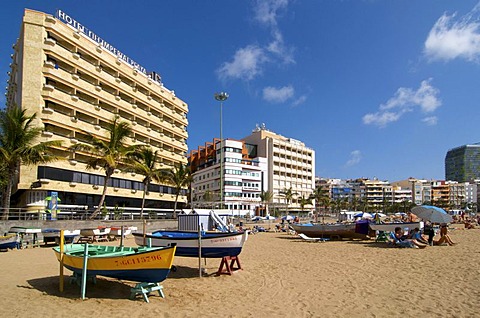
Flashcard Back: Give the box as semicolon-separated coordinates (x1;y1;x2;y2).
216;256;242;276
130;282;164;303
70;272;97;285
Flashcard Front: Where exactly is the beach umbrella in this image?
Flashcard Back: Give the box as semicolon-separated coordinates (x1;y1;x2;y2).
281;215;294;221
411;205;453;224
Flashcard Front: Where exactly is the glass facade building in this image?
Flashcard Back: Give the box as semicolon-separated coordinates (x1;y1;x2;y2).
445;144;480;182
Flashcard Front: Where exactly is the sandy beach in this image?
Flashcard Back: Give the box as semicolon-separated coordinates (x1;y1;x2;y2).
1;225;479;318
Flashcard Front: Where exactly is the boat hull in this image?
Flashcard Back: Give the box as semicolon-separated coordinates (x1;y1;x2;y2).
0;234;19;249
291;223;368;239
133;231;248;258
42;229;80;244
53;245;176;283
80;228;111;236
369;222;422;233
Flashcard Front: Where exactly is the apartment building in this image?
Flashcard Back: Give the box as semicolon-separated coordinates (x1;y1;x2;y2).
242;125;315;212
5;9;188;211
188;138;267;216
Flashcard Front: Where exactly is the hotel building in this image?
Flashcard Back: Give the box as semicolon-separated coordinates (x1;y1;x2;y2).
188;138;267;216
242;125;315;212
5;9;189;212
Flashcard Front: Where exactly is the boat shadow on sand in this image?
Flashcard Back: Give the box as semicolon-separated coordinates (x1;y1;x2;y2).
25;276;133;299
345;240;394;248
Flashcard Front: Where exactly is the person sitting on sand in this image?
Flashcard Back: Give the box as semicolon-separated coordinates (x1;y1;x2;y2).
409;228;429;245
433;224;456;246
390;227;427;248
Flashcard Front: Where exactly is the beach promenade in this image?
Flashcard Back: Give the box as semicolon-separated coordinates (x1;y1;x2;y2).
1;225;479;317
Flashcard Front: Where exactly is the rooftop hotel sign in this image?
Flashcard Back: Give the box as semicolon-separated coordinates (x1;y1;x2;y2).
56;9;161;83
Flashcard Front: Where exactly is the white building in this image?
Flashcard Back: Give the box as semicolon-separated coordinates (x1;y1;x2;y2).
189;139;267;216
242;125;315;212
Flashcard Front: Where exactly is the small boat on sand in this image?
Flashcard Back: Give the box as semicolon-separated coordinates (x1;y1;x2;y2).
53;244;177;283
109;226;136;238
291;222;370;240
80;227;111;237
133;230;248;258
0;233;20;250
78;227;111;243
42;229;80;244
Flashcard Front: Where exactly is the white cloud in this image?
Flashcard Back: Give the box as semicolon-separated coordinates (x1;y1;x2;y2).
217;0;294;81
267;30;295;65
292;94;307;107
253;0;289;27
425;4;480;62
217;45;267;81
262;85;294;103
422;116;438;126
345;150;362;167
363;79;441;128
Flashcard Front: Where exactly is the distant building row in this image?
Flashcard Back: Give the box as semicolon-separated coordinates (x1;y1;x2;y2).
317;177;478;212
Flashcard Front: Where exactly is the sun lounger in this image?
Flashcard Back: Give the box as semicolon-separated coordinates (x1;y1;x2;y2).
298;233;328;242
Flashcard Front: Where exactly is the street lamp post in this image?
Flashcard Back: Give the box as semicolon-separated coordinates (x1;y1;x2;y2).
214;92;228;209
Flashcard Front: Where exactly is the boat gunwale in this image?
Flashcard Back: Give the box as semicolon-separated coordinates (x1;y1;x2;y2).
132;230;245;241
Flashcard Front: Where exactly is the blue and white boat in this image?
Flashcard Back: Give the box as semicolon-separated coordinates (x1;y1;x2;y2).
133;230;248;258
0;233;20;250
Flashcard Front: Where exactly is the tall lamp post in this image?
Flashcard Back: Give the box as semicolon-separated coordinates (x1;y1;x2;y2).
214;92;228;209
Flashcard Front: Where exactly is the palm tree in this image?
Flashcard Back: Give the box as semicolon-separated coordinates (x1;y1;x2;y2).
299;195;312;215
259;190;273;216
70;117;134;219
279;187;298;215
350;195;358;211
0;106;61;219
203;190;213;206
161;163;192;219
310;185;330;216
127;147;162;219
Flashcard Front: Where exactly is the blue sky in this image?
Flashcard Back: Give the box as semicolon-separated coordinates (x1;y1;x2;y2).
1;1;480;182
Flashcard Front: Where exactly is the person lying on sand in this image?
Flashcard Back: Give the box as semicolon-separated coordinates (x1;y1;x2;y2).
409;228;429;245
390;227;427;248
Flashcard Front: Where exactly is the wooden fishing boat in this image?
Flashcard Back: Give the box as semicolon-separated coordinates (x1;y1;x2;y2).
9;226;41;234
53;244;176;283
369;222;422;233
42;229;80;244
109;226;136;238
291;222;369;240
80;227;111;237
0;233;20;250
78;227;111;243
133;230;248;258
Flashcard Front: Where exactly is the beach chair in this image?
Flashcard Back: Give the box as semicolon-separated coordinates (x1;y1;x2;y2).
387;232;414;248
298;233;326;242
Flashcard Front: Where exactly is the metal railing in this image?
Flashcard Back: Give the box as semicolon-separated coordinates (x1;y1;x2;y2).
0;207;174;221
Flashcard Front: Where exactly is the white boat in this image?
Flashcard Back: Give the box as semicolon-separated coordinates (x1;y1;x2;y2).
80;227;111;236
133;230;248;258
42;229;80;244
108;226;136;237
78;227;111;243
0;233;20;250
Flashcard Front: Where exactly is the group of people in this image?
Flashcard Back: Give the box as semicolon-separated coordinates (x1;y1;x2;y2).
390;224;456;248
